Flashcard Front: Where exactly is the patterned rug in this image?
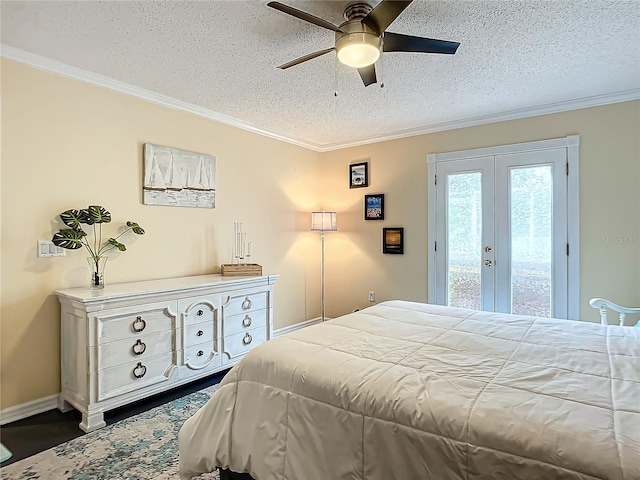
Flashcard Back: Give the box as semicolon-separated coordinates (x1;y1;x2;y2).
1;385;220;480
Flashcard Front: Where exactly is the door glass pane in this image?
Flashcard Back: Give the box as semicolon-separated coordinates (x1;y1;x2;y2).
510;166;552;316
447;173;482;310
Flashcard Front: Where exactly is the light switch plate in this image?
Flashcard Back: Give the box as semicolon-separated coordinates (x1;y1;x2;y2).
37;240;66;257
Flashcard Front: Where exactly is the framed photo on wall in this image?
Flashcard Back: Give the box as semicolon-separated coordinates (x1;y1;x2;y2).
349;162;369;188
383;227;404;254
365;194;385;220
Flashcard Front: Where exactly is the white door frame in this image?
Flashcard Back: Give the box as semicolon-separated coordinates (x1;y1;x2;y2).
427;135;580;319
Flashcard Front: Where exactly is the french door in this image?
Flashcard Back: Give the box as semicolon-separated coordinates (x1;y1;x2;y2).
427;137;580;319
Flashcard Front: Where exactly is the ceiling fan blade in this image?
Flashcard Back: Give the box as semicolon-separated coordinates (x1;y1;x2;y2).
362;1;413;34
277;48;335;69
383;32;460;54
358;64;377;87
267;2;344;33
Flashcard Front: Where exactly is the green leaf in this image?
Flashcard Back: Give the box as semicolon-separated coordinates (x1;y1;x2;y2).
108;238;127;251
52;229;85;249
60;210;85;229
85;206;111;224
77;209;94;225
126;221;145;235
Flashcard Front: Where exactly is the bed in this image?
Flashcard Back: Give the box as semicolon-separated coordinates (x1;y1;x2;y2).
178;300;640;480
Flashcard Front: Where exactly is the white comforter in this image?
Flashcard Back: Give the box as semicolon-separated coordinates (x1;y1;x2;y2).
179;301;640;480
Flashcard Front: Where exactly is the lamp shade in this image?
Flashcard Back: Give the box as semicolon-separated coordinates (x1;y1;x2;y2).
311;211;337;232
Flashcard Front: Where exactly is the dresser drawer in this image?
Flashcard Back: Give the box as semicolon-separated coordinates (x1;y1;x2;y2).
184;321;215;348
97;352;175;401
97;330;173;370
224;292;267;317
224;309;266;337
184;341;221;370
222;327;266;362
181;299;217;326
95;302;175;345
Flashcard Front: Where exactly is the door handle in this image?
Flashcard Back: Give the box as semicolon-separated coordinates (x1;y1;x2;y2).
484;260;492;266
485;246;492;252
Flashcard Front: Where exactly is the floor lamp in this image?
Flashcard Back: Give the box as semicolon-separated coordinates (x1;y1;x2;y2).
311;211;337;322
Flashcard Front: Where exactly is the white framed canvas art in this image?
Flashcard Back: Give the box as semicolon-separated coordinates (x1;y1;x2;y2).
143;144;216;208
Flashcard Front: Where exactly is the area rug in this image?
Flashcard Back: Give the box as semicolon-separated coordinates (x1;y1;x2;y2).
1;385;220;480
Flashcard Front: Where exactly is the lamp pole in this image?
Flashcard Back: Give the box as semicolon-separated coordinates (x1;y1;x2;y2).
311;211;336;323
320;229;326;322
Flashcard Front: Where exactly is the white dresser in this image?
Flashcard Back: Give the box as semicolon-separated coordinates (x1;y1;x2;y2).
55;274;278;432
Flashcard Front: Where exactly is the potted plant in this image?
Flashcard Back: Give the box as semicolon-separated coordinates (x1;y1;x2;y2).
52;205;145;289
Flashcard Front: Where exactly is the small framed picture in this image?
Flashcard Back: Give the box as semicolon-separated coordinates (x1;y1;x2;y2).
365;194;385;220
383;228;404;254
349;162;369;188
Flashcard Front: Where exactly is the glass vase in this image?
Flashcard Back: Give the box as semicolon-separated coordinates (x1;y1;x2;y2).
87;257;108;289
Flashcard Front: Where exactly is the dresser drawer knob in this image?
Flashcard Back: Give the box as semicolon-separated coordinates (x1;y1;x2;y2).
241;297;252;310
197;350;204;357
132;339;147;356
197;309;204;316
242;315;252;328
133;362;147;379
242;333;253;345
132;316;146;333
197;330;204;337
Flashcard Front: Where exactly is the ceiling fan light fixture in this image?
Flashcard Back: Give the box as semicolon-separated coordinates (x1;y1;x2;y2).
269;1;460;87
336;32;381;68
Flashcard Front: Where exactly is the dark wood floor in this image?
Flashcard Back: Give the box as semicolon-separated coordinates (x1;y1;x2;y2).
0;370;228;467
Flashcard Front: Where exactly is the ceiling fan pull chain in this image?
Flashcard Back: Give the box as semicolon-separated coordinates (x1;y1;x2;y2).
380;38;385;88
334;52;339;97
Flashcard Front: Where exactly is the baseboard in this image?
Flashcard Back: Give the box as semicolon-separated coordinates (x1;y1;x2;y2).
1;319;323;425
0;393;60;425
272;317;324;337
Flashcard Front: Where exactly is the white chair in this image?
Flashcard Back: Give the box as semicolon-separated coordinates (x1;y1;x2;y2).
589;298;640;327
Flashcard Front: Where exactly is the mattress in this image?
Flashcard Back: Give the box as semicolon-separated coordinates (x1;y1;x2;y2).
178;301;640;480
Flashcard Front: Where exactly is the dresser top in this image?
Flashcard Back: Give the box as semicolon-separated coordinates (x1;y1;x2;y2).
55;274;278;304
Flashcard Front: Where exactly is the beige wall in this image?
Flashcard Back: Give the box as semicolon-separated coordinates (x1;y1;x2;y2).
2;58;639;410
1;59;323;408
320;101;640;321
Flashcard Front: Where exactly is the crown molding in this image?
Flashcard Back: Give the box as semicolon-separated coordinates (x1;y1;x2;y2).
1;45;323;151
317;89;640;151
3;45;639;153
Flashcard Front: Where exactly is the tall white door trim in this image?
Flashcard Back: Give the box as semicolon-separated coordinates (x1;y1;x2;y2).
427;135;580;319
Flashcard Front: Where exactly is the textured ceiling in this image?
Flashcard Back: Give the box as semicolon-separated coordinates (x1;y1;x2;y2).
2;0;639;150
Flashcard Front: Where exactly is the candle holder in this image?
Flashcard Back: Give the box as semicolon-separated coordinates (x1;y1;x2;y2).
221;221;262;276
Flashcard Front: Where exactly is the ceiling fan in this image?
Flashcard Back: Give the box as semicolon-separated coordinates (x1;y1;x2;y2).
267;0;460;87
